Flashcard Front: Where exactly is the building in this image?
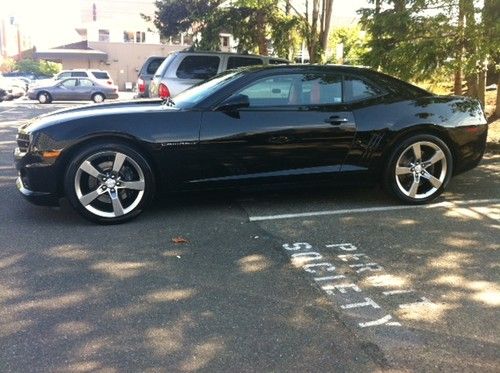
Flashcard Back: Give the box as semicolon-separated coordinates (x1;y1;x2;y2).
34;0;191;89
0;17;33;59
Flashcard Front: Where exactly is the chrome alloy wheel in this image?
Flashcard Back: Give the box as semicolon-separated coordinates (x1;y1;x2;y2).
395;141;447;199
74;151;145;218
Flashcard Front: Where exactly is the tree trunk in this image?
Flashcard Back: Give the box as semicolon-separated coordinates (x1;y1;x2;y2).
496;74;500;118
256;11;268;56
466;74;478;99
454;0;465;95
308;0;320;63
319;0;333;53
477;66;486;107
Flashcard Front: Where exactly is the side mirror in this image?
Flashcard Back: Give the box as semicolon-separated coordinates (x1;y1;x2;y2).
217;94;250;111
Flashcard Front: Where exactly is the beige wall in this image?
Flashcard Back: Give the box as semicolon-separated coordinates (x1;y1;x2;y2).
88;42;186;90
57;42;187;90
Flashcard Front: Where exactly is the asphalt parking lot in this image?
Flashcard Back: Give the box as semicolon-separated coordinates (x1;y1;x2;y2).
0;100;499;372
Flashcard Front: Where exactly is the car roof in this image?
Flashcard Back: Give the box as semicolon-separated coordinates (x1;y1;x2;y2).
175;50;285;59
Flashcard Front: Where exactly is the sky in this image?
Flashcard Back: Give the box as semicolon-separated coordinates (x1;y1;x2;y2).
0;0;370;50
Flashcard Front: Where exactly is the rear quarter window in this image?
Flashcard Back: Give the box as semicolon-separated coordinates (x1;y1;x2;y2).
176;55;220;80
91;71;110;79
227;57;263;69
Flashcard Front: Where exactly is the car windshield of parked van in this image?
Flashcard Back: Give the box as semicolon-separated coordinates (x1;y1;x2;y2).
172;70;242;109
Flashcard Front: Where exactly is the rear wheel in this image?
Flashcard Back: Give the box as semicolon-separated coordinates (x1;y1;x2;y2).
385;134;453;204
92;93;105;103
64;142;155;224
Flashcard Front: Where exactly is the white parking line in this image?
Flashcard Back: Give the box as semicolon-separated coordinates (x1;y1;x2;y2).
249;198;500;221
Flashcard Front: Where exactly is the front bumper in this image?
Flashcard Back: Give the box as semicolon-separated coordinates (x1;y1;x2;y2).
14;147;61;206
16;177;60;206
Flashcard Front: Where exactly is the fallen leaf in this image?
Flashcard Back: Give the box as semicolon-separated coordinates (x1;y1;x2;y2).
172;237;189;244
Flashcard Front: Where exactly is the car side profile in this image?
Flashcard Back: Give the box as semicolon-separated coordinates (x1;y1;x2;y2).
15;65;487;224
27;77;119;103
149;51;289;98
55;69;115;86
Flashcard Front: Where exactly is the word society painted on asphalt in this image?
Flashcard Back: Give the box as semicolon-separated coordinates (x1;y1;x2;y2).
281;242;433;329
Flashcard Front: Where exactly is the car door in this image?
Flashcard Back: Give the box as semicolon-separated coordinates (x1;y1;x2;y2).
197;71;357;186
52;78;78;100
76;78;95;100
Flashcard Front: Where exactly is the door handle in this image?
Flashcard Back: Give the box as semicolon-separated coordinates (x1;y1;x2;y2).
325;116;349;125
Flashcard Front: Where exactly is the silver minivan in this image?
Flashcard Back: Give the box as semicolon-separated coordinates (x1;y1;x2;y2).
149;51;288;98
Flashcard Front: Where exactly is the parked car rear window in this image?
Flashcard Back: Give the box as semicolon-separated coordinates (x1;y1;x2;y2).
146;58;164;75
176;56;220;80
227;57;263;69
91;71;110;79
343;76;380;102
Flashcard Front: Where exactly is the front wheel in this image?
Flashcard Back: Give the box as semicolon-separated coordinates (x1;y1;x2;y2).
64;142;155;224
384;134;453;204
37;92;51;104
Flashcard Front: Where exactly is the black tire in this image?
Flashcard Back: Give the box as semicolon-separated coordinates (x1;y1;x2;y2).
64;142;155;224
384;134;453;204
37;91;52;104
92;93;105;103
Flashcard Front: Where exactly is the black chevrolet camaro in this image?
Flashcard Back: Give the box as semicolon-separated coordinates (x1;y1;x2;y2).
14;65;487;223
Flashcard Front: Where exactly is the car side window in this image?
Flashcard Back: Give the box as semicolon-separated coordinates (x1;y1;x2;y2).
176;56;220;80
79;79;94;87
343;76;381;102
61;79;78;88
234;73;343;107
227;57;263;69
58;72;70;79
71;72;88;78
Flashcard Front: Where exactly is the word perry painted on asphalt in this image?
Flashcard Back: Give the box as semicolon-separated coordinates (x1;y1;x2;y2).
282;242;433;329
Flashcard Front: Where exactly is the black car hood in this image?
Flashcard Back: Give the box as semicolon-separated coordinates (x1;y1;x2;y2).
24;99;175;132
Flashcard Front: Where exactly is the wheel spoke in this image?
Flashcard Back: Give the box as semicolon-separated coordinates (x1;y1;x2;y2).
408;179;420;198
120;180;145;191
424;149;445;167
396;166;412;175
79;188;105;206
412;143;422;160
422;171;442;189
80;161;102;179
109;190;125;216
112;153;127;173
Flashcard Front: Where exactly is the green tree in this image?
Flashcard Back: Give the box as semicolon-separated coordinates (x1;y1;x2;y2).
145;0;299;57
14;59;61;76
359;0;497;105
327;25;369;65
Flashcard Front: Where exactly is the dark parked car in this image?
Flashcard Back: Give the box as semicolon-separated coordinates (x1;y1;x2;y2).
27;77;118;103
136;56;165;98
15;65;487;224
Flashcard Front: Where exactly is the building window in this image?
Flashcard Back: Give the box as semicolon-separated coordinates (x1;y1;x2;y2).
221;36;229;47
123;31;134;43
98;29;109;42
136;31;145;43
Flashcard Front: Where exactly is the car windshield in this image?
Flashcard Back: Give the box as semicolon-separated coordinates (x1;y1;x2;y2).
172;70;242;109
